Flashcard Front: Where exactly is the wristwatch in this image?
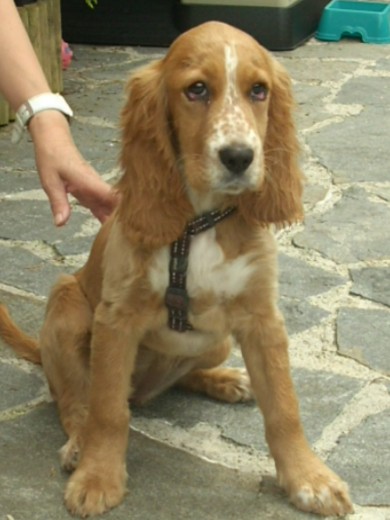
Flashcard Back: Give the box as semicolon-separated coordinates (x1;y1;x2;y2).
12;93;74;144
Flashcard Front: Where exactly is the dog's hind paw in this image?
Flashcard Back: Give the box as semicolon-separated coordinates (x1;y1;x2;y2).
180;367;254;403
211;368;253;403
60;438;81;472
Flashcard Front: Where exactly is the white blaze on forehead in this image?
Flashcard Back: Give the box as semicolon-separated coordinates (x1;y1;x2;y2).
204;42;263;190
224;44;239;103
208;43;259;148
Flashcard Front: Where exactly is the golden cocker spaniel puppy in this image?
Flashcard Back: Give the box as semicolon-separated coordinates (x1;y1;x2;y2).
0;21;353;517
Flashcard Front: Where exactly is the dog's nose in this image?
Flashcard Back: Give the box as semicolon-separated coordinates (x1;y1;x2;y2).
219;146;254;175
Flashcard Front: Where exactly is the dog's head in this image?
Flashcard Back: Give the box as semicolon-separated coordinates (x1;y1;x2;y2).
117;22;303;247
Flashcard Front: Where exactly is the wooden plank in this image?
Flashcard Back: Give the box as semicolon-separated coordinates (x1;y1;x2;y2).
1;1;63;126
47;0;63;92
0;95;10;126
37;0;52;87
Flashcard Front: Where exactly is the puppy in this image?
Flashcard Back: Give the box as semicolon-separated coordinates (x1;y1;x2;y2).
0;21;353;517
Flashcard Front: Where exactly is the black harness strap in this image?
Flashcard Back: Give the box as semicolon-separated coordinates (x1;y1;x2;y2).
165;207;236;332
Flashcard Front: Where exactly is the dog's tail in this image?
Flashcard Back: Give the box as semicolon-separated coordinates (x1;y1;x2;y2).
0;304;41;364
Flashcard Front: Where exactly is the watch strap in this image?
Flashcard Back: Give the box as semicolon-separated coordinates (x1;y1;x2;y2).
12;93;73;144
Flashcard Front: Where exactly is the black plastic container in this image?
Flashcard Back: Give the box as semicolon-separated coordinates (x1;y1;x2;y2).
14;0;37;5
61;0;179;47
61;0;330;50
175;0;331;50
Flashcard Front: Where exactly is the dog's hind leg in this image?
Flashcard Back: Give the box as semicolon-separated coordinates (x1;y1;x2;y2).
40;274;93;471
177;337;253;403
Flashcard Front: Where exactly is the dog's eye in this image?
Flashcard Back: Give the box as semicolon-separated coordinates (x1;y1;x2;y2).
250;84;268;102
185;82;209;102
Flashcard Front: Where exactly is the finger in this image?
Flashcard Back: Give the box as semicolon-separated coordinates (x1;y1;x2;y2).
92;204;114;224
69;181;118;223
54;206;71;227
92;190;119;223
42;177;72;226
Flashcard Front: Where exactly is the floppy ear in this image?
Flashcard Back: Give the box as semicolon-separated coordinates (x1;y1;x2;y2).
238;60;304;228
116;60;193;249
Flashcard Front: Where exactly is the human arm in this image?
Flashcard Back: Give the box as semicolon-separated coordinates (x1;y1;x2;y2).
0;0;116;225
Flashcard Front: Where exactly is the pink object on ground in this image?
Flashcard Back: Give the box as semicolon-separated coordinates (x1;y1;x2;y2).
61;40;73;70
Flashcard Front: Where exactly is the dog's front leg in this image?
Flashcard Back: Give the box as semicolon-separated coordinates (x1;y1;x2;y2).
236;310;353;516
64;301;140;517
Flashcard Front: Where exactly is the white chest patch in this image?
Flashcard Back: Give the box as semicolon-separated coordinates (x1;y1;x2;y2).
187;229;255;298
148;228;256;301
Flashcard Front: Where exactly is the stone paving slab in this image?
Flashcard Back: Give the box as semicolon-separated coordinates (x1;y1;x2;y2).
0;289;45;340
306;108;390;184
329;407;390;507
134;367;363;451
69;122;120;170
0;167;41;194
0;362;43;412
0;200;89;244
337;308;390;376
0;244;66;297
1;30;390;520
0;405;317;520
350;267;390;307
293;187;390;263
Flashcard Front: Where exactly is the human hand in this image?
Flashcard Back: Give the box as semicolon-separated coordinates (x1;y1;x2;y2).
28;110;117;226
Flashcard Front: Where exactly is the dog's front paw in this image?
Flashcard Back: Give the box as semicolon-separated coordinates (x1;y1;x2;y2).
64;464;127;517
279;457;353;516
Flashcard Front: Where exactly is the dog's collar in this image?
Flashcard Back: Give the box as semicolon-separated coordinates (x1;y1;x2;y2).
165;207;236;333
